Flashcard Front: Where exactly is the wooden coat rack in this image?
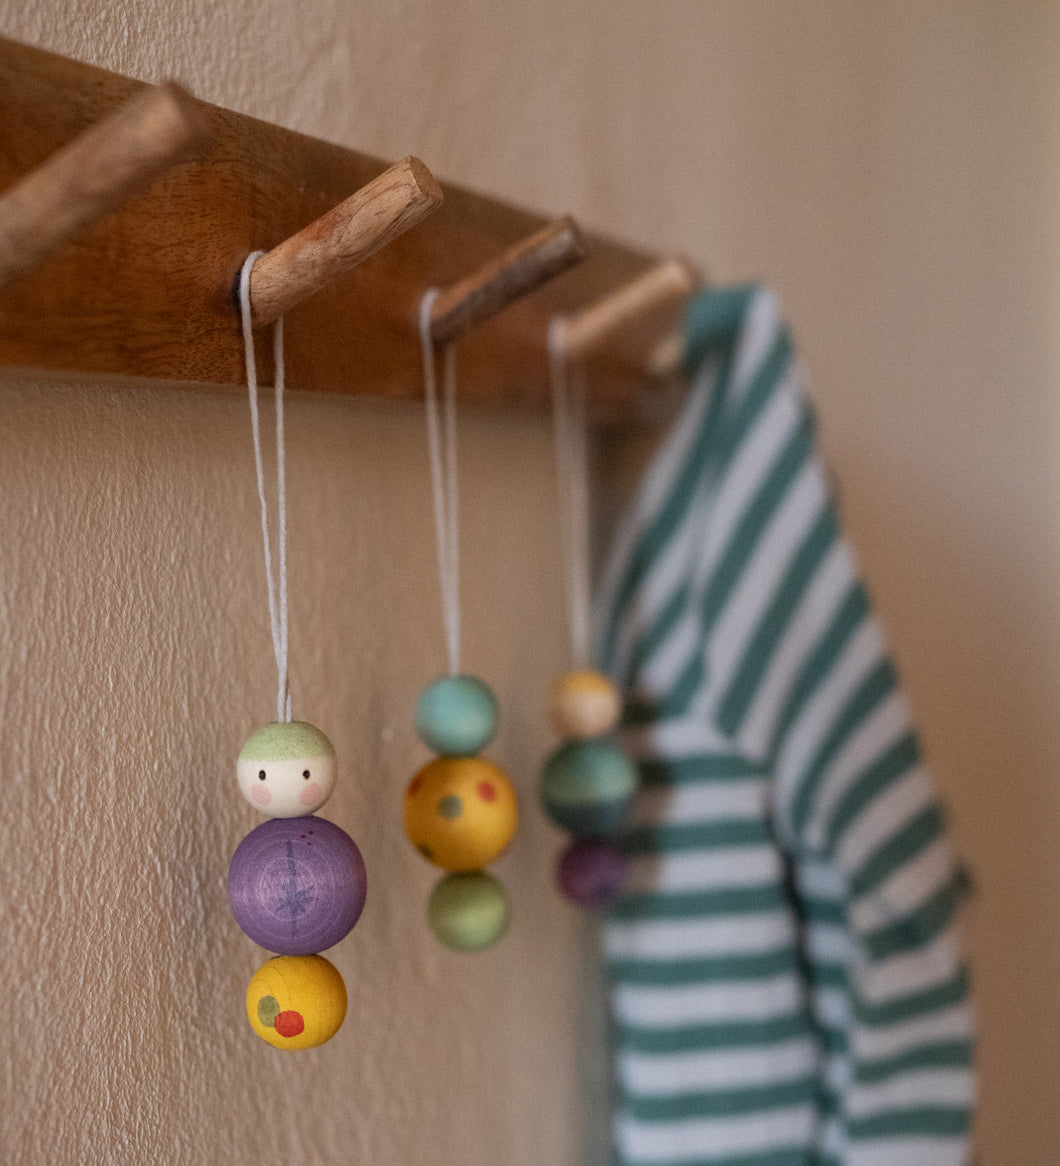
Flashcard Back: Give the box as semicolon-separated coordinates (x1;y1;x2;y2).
0;38;695;423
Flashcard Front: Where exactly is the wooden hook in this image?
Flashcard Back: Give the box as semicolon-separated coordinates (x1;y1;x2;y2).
247;156;443;327
0;82;207;290
552;256;697;361
428;216;586;348
646;330;688;380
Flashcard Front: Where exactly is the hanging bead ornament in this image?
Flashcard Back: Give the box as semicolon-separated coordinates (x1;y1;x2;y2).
246;954;348;1051
403;290;518;952
538;319;639;908
228;253;367;1048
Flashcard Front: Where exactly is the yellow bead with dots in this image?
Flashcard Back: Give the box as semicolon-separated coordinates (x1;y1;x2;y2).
246;955;347;1051
404;756;518;871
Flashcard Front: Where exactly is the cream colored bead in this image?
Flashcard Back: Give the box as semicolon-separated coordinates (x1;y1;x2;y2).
549;670;622;738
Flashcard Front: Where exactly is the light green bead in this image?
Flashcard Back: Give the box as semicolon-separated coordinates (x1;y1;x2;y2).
427;871;510;952
239;721;335;762
416;675;499;756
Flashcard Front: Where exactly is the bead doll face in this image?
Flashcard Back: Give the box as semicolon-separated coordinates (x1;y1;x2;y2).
236;721;337;818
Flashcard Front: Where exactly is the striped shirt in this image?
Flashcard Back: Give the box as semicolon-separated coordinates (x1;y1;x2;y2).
597;286;973;1166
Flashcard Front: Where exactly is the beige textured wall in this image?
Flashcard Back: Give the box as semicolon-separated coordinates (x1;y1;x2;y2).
1;2;1058;1163
0;378;608;1165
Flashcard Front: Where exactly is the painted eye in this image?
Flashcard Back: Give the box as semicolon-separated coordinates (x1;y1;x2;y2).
258;769;266;781
302;769;311;780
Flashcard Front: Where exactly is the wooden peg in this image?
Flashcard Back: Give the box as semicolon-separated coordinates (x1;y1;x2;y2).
646;330;687;379
553;257;696;361
429;217;586;348
0;82;206;289
248;156;443;327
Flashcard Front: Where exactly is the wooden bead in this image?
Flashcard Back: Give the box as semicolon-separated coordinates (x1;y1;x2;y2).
415;675;499;756
539;738;639;837
237;721;337;818
228;816;367;955
557;839;629;908
404;756;517;871
427;871;510;952
549;670;622;738
246;954;347;1050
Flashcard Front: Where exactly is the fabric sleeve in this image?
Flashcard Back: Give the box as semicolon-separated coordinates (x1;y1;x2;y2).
599;285;974;1165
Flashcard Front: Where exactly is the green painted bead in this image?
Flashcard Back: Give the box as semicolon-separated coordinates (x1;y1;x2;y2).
427;871;510;952
539;738;639;837
415;675;499;756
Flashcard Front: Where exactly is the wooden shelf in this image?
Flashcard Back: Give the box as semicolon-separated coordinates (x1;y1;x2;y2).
0;39;687;423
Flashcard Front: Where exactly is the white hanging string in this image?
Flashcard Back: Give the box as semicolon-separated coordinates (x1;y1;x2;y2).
239;251;292;723
547;319;592;668
418;289;461;676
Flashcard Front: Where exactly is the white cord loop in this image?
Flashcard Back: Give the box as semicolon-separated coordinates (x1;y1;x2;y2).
547;318;592;668
418;289;461;676
239;251;292;723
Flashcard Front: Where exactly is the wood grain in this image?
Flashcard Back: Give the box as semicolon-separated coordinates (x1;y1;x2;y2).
429;218;585;348
558;257;697;361
249;156;443;327
0;81;206;288
0;38;669;422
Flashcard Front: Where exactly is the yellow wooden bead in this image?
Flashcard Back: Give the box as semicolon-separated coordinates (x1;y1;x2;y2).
549;670;622;738
246;954;347;1051
404;756;518;871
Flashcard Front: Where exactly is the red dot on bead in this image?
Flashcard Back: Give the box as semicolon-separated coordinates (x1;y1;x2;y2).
274;1010;305;1038
409;776;423;796
477;781;497;802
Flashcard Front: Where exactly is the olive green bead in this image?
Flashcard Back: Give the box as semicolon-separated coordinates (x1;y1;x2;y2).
427;871;510;952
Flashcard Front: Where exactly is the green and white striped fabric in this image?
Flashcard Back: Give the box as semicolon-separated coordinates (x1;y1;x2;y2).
597;287;973;1166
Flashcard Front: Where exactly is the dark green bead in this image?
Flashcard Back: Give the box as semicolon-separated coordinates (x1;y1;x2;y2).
539;738;639;837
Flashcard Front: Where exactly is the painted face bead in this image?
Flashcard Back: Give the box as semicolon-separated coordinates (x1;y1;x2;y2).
245;955;347;1050
236;721;337;818
427;871;510;952
404;756;517;871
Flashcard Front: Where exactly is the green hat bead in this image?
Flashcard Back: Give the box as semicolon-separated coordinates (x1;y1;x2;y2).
416;675;499;756
539;738;639;837
427;870;511;952
236;720;337;819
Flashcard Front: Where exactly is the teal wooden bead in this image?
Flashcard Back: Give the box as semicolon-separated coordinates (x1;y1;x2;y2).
539;738;639;837
415;675;499;756
427;871;510;952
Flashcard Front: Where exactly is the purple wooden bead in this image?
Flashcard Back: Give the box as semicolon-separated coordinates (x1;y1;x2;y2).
557;838;629;908
228;816;367;955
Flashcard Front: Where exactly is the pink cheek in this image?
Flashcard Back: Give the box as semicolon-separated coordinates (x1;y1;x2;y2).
299;782;323;807
251;786;272;807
